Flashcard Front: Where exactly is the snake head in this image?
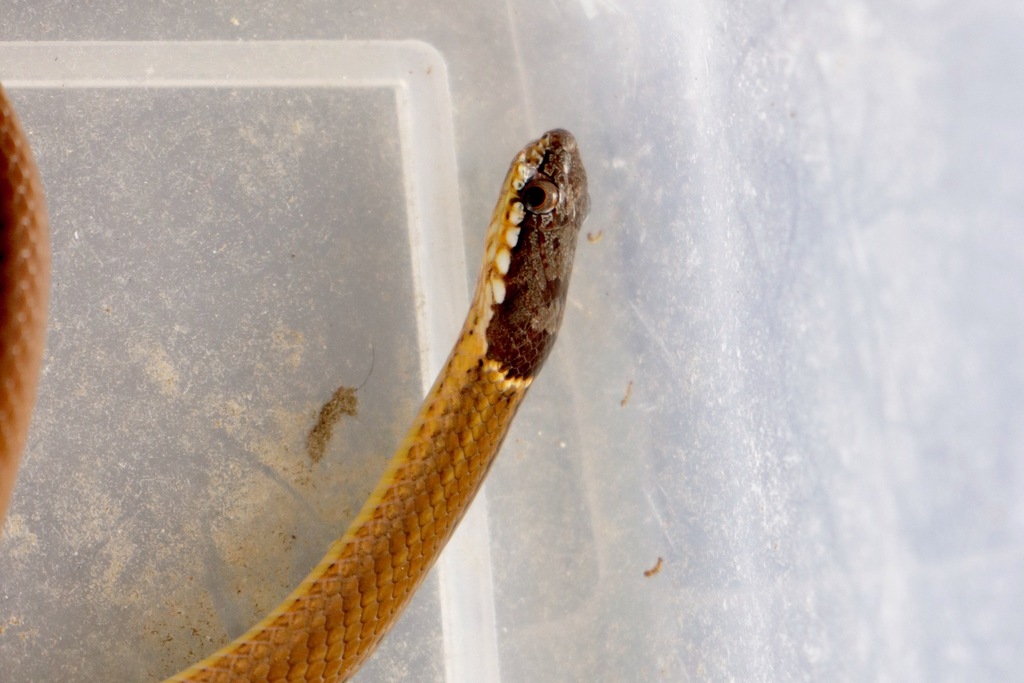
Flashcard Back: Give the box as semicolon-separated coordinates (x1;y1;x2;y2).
482;129;590;379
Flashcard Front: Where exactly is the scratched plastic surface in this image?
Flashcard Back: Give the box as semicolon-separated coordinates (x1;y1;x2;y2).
2;2;1024;682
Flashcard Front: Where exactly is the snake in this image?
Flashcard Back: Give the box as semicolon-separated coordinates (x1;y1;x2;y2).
0;84;50;531
0;82;590;682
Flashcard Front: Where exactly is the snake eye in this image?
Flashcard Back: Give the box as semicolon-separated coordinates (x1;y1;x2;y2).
521;178;559;214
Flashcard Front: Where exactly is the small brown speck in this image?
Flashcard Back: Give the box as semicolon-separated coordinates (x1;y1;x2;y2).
644;557;664;578
306;386;359;463
620;380;633;407
586;230;604;243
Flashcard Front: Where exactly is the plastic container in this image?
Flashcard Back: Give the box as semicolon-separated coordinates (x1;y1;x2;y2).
3;4;1024;681
0;40;484;681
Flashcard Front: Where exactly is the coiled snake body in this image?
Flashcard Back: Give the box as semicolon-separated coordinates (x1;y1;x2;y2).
0;84;588;681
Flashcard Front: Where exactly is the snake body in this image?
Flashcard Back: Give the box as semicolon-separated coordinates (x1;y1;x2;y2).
0;84;50;529
0;80;589;682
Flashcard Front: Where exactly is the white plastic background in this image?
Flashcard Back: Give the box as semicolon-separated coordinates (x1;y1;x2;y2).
2;3;1022;682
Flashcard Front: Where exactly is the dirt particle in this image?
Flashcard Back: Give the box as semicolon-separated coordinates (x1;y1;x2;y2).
620;380;633;407
643;556;664;578
306;386;359;463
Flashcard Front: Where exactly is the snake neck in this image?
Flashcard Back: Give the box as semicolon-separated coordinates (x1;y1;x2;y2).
168;330;530;682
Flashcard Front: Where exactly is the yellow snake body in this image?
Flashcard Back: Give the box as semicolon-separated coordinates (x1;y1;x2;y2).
0;80;590;683
170;319;529;681
171;355;529;682
0;85;50;528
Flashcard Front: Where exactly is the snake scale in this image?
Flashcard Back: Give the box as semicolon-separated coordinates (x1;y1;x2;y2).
0;82;589;682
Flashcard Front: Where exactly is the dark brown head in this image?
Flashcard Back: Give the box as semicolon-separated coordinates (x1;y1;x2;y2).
480;129;590;379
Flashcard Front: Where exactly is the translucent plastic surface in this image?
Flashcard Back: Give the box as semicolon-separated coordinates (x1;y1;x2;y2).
3;3;1024;682
0;41;481;681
